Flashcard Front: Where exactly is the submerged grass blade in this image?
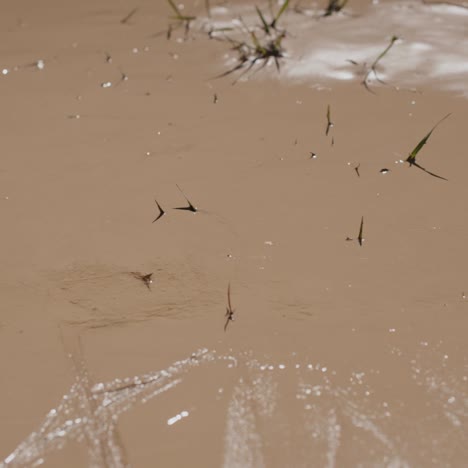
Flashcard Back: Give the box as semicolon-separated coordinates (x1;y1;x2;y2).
411;161;448;181
120;7;138;25
167;0;195;21
406;113;451;164
167;0;183;18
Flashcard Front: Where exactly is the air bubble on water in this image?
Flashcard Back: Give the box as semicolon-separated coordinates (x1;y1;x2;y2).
2;68;9;75
36;60;45;70
101;81;112;88
92;382;104;393
167;410;189;426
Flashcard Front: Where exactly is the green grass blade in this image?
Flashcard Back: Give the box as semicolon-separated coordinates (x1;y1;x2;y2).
370;35;399;71
255;6;270;33
250;31;262;49
272;0;290;27
406;113;451;163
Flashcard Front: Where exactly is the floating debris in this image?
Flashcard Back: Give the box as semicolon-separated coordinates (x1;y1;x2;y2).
380;168;390;174
130;272;153;290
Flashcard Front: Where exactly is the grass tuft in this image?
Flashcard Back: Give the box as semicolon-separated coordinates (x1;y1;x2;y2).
214;2;290;84
323;0;349;17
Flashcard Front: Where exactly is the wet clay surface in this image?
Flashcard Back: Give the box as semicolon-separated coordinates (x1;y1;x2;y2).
1;1;467;466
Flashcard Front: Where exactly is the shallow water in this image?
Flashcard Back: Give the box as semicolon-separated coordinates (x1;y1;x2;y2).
0;0;467;466
207;0;468;95
3;344;467;467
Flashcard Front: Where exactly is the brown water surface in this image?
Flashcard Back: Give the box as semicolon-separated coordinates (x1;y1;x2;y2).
1;1;467;466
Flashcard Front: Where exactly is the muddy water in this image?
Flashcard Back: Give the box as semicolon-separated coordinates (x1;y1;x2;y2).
0;0;467;466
